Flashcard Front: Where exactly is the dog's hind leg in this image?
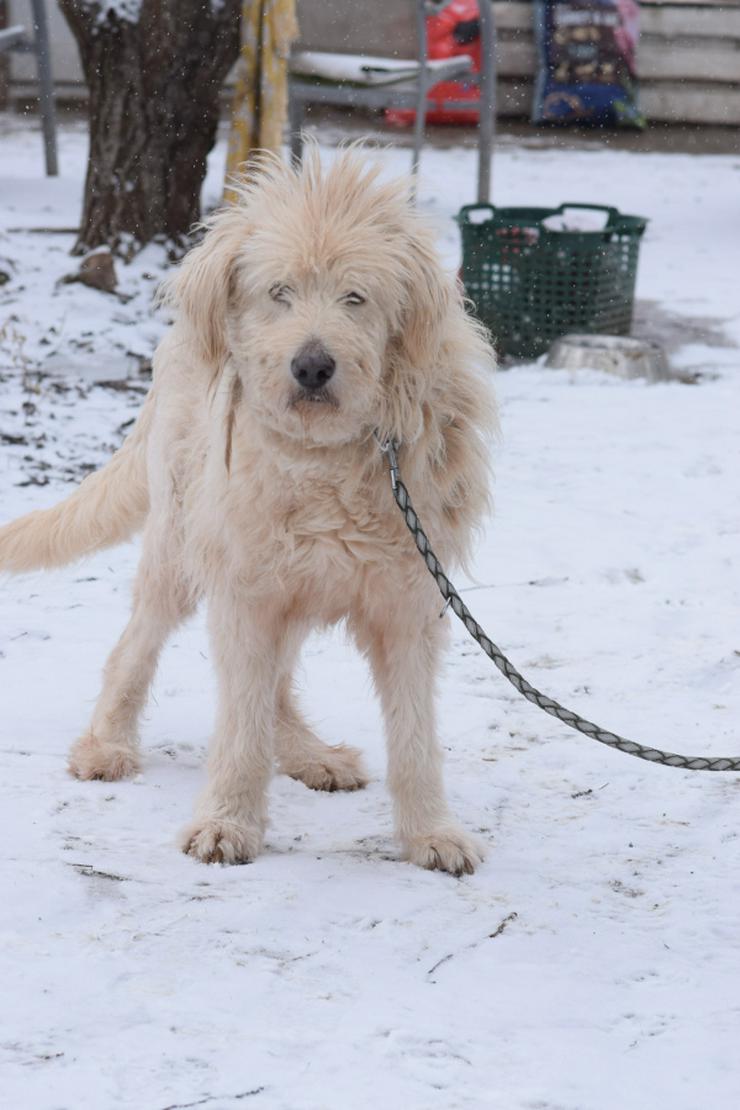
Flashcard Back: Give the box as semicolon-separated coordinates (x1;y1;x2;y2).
274;675;368;792
68;535;194;782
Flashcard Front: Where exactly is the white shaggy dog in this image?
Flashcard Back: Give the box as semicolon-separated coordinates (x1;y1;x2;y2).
0;150;496;875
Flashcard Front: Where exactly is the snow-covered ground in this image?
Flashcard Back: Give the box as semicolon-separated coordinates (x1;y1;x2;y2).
1;116;739;1110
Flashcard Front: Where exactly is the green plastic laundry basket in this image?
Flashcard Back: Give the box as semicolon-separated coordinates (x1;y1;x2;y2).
456;203;648;360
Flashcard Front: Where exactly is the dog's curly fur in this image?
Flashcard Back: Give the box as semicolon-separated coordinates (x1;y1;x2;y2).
0;148;496;874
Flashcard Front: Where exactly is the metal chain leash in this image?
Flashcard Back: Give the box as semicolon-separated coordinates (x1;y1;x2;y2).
377;436;740;772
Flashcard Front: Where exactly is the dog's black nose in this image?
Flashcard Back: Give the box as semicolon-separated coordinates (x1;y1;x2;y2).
291;341;336;391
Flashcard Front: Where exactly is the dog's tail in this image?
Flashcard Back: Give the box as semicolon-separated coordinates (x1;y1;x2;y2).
0;392;153;574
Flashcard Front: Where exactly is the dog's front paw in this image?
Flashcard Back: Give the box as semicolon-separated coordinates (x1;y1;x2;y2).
404;827;484;876
68;733;140;781
180;818;264;865
287;743;369;792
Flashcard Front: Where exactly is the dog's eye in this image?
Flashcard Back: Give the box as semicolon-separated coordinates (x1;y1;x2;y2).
269;283;292;305
341;291;366;306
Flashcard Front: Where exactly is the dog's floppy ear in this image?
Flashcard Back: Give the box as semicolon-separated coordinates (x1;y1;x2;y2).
161;205;248;371
397;224;453;369
380;221;454;442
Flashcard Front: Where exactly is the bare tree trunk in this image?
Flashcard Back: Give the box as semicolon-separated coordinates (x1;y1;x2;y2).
60;0;241;256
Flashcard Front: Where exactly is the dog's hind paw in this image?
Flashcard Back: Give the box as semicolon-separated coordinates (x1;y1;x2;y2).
68;733;140;781
404;827;484;876
180;818;264;865
283;742;369;793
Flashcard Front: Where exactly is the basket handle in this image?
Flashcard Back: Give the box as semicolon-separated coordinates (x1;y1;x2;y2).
456;203;495;224
555;203;621;222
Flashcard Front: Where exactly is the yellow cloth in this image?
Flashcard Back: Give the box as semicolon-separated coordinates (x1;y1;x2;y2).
224;0;299;200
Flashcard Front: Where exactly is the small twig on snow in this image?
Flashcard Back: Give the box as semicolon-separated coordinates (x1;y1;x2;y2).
427;912;518;977
159;1089;265;1110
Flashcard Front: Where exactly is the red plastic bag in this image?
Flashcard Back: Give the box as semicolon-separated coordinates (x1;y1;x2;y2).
386;0;481;128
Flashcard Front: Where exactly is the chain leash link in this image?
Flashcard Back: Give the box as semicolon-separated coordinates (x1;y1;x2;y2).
377;436;740;772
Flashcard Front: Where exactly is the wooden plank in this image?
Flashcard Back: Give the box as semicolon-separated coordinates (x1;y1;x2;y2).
642;1;736;7
496;78;740;125
639;43;740;81
642;82;740;123
492;3;531;32
496;40;536;78
496;40;740;85
295;0;417;57
493;1;740;37
639;7;740;34
497;0;736;4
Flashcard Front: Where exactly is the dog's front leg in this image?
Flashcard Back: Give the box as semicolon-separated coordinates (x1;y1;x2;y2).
182;596;293;865
360;599;484;876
